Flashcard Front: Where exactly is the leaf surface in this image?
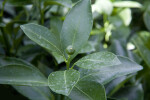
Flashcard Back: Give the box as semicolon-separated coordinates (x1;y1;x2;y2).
69;79;106;100
75;52;121;69
0;57;48;86
79;56;143;85
21;24;63;56
13;86;53;100
48;69;80;96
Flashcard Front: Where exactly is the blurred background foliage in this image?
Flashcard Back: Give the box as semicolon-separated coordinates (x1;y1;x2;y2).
0;0;150;100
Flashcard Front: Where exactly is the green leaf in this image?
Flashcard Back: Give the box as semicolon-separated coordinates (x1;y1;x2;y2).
60;0;93;60
7;0;32;6
133;32;150;67
48;69;80;96
79;41;96;54
113;84;144;100
69;79;106;100
144;7;150;31
13;86;53;100
0;57;34;67
21;24;63;56
75;52;121;69
79;56;143;85
0;57;48;86
92;0;113;15
113;1;142;8
50;17;63;40
52;52;64;64
44;0;72;8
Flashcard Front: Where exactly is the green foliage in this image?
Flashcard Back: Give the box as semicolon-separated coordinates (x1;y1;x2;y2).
48;69;80;96
0;0;149;99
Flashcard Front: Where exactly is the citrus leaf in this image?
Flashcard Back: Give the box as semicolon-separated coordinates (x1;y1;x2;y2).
60;0;93;61
48;69;80;96
75;52;121;69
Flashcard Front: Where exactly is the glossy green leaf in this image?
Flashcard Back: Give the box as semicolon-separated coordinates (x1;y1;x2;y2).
48;69;80;96
69;79;106;100
79;56;143;85
60;0;93;60
75;52;121;69
0;57;48;86
44;0;72;8
113;1;142;8
144;7;150;31
13;86;53;100
92;0;113;15
21;24;63;56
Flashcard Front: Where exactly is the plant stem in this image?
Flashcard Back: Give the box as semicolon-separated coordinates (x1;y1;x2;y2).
0;0;7;17
0;28;11;56
39;0;44;25
65;55;71;70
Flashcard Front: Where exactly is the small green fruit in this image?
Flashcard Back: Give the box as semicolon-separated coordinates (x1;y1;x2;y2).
66;45;75;55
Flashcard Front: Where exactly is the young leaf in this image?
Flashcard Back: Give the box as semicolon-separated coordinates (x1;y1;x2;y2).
79;56;143;85
13;86;53;100
48;69;80;96
21;24;63;56
0;57;48;86
60;0;93;60
69;79;106;100
92;0;113;15
75;52;121;69
118;8;132;26
113;1;142;8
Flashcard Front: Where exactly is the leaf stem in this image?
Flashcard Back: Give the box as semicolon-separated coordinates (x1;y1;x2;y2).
0;0;7;18
39;0;44;25
65;55;71;70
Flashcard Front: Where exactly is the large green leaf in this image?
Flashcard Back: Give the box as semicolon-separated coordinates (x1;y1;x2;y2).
75;52;121;69
79;56;143;85
48;69;80;96
113;1;142;8
21;24;63;56
0;57;48;86
60;0;93;60
44;0;72;8
69;79;106;100
13;86;53;100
